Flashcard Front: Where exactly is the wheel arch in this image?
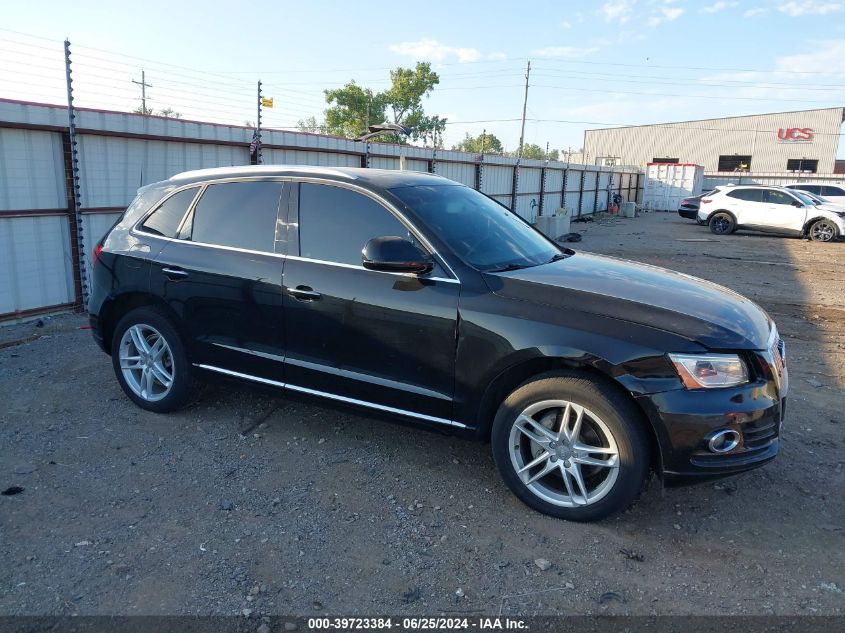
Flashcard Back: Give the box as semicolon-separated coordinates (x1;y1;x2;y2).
802;215;839;238
707;208;736;224
474;356;664;476
98;292;184;355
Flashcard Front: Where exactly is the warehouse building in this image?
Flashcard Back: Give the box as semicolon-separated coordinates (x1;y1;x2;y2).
583;107;844;174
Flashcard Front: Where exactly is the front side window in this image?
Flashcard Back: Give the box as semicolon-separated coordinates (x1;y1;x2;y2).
188;181;282;253
139;187;198;238
298;183;411;266
727;189;762;202
390;184;561;272
762;190;795;205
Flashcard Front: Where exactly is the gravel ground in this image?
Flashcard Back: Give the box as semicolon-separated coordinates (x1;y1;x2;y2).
1;212;844;617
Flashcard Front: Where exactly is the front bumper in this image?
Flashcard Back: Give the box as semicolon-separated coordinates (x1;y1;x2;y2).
636;352;786;486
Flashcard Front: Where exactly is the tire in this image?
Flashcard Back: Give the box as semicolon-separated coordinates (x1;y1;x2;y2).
709;212;735;235
110;307;194;413
808;218;839;242
491;371;649;522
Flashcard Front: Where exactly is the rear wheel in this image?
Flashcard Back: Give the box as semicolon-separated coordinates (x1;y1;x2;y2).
491;372;649;522
111;307;193;412
808;219;838;242
709;212;735;235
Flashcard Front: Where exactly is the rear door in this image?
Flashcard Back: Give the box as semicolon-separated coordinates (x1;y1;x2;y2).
723;188;763;225
281;181;460;422
149;180;288;382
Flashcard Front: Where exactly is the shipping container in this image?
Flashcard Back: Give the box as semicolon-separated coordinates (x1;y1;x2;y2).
642;163;704;211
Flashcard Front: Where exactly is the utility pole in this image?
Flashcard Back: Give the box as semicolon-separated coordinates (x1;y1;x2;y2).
480;128;486;154
132;70;152;114
545;141;550;161
517;59;531;159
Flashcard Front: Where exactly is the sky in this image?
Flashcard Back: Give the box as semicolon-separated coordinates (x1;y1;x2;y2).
1;0;844;157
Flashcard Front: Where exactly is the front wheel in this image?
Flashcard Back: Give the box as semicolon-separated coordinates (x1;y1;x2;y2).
808;219;839;242
709;212;735;235
491;372;649;522
111;307;194;413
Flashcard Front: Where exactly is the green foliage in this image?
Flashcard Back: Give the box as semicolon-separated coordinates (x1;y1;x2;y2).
508;143;560;161
296;116;324;133
133;104;181;118
452;132;504;154
322;62;446;143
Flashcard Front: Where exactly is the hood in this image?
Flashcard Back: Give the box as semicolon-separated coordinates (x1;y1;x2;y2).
485;252;772;350
815;203;845;215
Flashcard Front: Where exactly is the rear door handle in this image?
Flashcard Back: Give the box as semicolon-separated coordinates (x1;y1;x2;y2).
162;267;189;280
289;285;321;301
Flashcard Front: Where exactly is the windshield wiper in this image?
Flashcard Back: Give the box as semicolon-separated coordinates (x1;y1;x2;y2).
488;262;532;273
545;253;568;264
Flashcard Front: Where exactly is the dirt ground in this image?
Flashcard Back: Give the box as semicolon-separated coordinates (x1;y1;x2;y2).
1;211;843;618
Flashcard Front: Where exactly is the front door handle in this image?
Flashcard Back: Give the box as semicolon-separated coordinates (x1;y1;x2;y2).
162;267;189;280
289;285;321;301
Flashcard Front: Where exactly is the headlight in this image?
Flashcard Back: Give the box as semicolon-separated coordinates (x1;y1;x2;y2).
668;353;749;389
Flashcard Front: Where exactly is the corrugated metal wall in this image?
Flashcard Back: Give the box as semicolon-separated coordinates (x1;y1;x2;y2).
584;107;844;173
0;99;642;319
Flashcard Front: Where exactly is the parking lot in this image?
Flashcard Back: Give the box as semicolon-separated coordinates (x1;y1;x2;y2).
1;211;844;617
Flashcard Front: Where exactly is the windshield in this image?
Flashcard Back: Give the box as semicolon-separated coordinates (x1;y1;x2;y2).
390;184;561;272
791;190;816;205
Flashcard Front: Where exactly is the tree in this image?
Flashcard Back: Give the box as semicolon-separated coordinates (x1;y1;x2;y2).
322;62;446;143
296;116;324;133
133;105;181;118
452;132;503;154
509;143;560;160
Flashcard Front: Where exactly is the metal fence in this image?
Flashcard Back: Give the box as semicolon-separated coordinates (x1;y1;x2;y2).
0;97;643;321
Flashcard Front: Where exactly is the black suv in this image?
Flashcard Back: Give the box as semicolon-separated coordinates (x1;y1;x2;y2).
89;166;787;521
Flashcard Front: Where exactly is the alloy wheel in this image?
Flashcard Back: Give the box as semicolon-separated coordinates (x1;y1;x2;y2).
711;214;732;234
508;399;620;508
118;324;175;402
811;220;836;242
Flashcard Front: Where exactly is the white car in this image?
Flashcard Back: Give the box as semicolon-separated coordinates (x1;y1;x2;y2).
795;190;845;214
784;182;845;205
697;185;845;242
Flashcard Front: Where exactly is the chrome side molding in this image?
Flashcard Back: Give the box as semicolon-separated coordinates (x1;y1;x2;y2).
194;363;468;429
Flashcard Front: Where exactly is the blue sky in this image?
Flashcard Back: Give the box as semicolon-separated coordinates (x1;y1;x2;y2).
2;0;844;156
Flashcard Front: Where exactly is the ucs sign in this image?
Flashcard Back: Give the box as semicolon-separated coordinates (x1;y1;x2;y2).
778;128;814;142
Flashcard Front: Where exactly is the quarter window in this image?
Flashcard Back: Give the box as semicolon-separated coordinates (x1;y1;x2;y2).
139;188;198;238
298;183;411;266
188;182;283;253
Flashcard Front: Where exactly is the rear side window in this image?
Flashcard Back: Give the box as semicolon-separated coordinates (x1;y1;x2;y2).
793;184;822;194
762;190;794;205
822;185;845;196
139;188;198;238
298;183;410;266
189;181;283;253
727;189;762;202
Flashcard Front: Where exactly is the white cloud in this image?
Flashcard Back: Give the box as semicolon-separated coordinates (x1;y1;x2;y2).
647;6;685;26
389;39;481;63
743;7;767;17
531;46;601;58
774;39;845;74
561;20;573;29
778;1;843;15
701;1;737;13
487;51;507;61
601;0;636;23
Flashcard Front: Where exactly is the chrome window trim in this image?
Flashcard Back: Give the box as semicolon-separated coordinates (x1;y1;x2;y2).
129;174;461;283
194;363;467;429
283;255;459;284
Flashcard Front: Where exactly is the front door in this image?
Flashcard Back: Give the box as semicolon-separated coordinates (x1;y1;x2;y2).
281;181;460;422
759;188;806;232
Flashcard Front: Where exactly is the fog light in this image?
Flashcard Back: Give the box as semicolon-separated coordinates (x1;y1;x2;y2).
706;429;740;453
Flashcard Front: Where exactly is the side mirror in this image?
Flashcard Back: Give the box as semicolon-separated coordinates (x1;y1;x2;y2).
362;236;434;274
